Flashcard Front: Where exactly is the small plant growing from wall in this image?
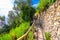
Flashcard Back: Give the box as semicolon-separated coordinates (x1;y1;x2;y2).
45;32;51;40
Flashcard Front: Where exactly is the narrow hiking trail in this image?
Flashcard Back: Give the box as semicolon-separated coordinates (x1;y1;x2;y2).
34;14;45;40
34;27;44;40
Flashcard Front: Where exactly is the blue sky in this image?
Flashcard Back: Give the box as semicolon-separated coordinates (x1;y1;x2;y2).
32;0;39;8
31;0;39;5
0;0;39;17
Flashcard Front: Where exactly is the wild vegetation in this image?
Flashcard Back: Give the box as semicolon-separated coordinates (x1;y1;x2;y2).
37;0;56;13
0;0;56;40
0;22;30;40
45;32;51;40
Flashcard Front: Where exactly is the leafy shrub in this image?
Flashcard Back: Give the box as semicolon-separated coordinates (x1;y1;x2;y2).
0;22;30;40
37;0;48;11
37;0;56;12
45;32;51;40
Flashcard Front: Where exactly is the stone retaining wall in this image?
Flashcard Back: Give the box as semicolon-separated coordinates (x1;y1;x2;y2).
39;0;60;40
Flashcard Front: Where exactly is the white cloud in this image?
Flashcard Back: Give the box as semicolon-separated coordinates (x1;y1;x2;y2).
32;3;38;8
0;0;14;16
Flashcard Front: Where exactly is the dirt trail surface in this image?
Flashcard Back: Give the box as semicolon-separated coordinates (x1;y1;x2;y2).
34;16;45;40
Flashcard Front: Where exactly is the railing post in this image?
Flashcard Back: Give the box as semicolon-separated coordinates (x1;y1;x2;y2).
23;36;26;40
20;39;22;40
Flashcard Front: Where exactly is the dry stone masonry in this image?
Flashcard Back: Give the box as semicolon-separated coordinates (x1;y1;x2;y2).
38;0;60;40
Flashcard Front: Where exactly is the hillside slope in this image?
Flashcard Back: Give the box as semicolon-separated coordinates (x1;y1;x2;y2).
35;0;60;40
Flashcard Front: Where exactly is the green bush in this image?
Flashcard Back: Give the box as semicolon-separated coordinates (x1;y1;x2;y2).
0;22;30;40
37;0;56;12
45;32;51;40
37;0;48;11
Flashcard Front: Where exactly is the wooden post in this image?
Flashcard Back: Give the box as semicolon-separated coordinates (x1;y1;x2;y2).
23;36;26;40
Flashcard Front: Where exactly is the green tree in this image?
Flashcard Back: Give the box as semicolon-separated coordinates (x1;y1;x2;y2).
0;16;5;21
14;0;36;21
0;16;9;34
0;16;5;28
8;11;21;28
8;0;36;29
